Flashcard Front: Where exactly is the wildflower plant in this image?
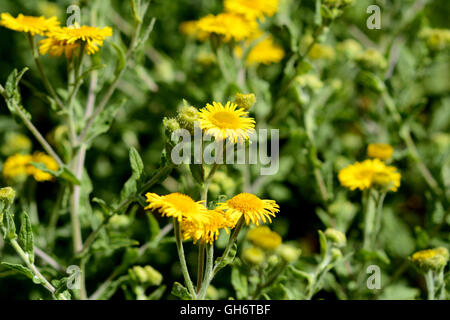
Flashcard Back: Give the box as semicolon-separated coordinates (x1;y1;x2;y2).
0;0;448;302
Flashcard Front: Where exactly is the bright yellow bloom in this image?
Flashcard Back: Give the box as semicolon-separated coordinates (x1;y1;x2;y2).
39;37;80;58
0;13;59;36
198;101;255;143
181;209;234;244
179;20;200;37
338;158;401;192
195;13;258;42
144;192;208;224
367;143;394;161
245;36;285;65
411;247;449;272
247;226;282;250
2;152;58;182
2;154;32;182
217;192;279;226
224;0;279;21
40;23;113;56
28;152;59;182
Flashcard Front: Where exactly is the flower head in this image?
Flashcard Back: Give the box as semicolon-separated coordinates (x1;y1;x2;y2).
338;159;401;192
245;36;285;65
247;226;282;250
197;101;255;143
181;209;234;244
242;247;265;265
367;143;394;161
411;247;449;272
39;37;80;58
217;192;279;226
234;93;256;110
144;192;208;224
0;13;59;36
195;13;258;42
224;0;279;21
2;154;33;182
28;152;59;182
40;23;113;56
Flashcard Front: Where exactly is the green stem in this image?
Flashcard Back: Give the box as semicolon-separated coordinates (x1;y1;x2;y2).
173;219;196;298
372;192;386;246
196;242;205;292
197;243;214;299
27;34;65;110
425;270;435;300
362;190;376;250
9;239;60;297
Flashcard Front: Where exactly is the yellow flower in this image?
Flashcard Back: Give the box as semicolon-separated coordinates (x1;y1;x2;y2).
39;37;80;58
356;48;387;70
40;23;113;56
181;209;234;244
2;154;32;182
411;247;449;272
224;0;279;21
419;28;450;51
144;192;208;224
234;92;256;110
338;158;401;192
242;246;265;265
0;13;59;36
245;36;285;65
367;143;394;161
217;192;279;226
179;20;200;37
247;226;282;250
28;152;59;182
195;13;258;42
197;101;255;143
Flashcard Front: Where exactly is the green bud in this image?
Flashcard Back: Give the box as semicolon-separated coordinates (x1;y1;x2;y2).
0;133;32;156
177;105;199;133
129;265;163;286
267;254;280;267
0;187;16;214
411;247;449;272
163;117;181;133
331;248;343;261
277;244;302;263
242;247;265;266
324;228;347;247
234;93;256;111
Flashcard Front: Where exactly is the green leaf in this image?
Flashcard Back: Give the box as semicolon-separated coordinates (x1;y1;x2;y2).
129;147;144;180
98;275;129;300
147;213;160;242
214;242;237;273
171;282;192;300
18;212;34;264
318;230;328;259
29;162;81;185
111;42;127;77
92;197;114;217
231;265;248;300
3;68;31;120
3;211;16;240
1;262;33;279
148;285;166;300
314;0;322;25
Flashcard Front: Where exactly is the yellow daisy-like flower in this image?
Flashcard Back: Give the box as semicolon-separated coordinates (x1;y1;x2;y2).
195;13;258;42
41;23;113;55
217;192;280;226
182;209;234;244
247;226;282;250
224;0;279;21
411;247;449;272
245;36;285;65
38;37;80;58
338;158;401;192
0;13;59;36
28;152;59;182
367;143;394;161
2;153;32;182
197;101;255;143
144;192;208;224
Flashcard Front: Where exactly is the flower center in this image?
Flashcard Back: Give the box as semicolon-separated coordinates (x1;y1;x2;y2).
227;193;263;213
164;193;198;213
211;111;240;129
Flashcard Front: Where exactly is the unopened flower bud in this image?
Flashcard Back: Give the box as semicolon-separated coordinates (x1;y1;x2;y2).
411;247;449;272
234;93;256;111
331;248;343;261
242;247;265;266
143;265;163;286
324;228;347;247
247;226;282;250
0;187;16;214
177;105;199;133
129;265;163;286
277;244;302;263
163;117;180;133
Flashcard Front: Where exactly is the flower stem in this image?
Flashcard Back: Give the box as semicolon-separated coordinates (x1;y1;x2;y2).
425;270;435;300
362;190;377;250
173;218;196;298
197;243;214;299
